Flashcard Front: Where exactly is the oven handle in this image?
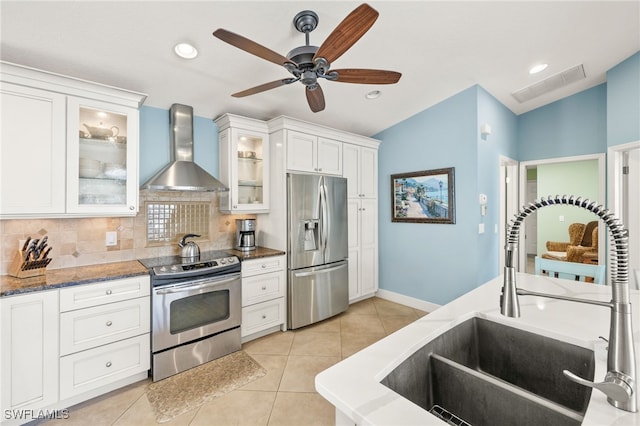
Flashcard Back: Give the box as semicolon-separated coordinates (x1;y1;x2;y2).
154;274;240;295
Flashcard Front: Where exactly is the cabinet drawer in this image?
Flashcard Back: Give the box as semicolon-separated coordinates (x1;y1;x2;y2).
60;275;150;311
241;298;285;337
60;297;150;356
242;270;285;307
59;334;150;400
241;255;285;277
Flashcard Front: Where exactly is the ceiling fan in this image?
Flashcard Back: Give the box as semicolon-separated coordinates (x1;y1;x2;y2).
212;3;401;113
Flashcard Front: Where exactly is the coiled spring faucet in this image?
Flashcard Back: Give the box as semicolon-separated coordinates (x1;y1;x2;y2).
501;194;637;413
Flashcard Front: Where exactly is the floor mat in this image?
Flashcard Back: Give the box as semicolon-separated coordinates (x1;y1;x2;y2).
146;351;267;423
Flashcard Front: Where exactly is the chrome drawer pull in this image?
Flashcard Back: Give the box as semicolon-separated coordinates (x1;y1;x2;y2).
261;286;267;290
106;321;113;327
106;361;112;368
106;289;112;295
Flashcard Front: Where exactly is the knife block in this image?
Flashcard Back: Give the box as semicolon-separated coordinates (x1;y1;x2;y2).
8;249;52;278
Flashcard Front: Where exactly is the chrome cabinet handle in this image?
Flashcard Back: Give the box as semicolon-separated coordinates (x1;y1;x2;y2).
261;286;267;290
106;361;112;368
106;321;113;327
106;289;112;295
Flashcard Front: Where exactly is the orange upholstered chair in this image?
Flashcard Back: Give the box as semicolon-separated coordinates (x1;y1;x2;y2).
542;221;598;264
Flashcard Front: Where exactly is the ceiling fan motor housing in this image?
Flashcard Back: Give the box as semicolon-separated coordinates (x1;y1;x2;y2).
293;10;319;34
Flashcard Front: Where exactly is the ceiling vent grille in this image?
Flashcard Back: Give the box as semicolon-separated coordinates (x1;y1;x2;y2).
512;64;586;103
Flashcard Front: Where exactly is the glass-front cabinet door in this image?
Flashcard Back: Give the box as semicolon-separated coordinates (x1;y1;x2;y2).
232;129;268;211
66;97;139;215
216;114;269;214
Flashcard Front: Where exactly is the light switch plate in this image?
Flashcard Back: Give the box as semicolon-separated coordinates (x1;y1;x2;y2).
105;231;118;246
479;223;485;234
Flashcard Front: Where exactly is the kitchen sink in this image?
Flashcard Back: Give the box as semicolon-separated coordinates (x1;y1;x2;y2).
381;316;595;426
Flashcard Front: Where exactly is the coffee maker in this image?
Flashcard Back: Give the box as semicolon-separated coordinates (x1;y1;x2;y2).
235;219;256;251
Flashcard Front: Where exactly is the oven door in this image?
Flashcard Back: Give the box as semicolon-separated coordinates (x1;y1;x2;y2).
152;272;241;352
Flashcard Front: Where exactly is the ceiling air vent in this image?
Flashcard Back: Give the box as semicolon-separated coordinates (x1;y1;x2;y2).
512;64;586;103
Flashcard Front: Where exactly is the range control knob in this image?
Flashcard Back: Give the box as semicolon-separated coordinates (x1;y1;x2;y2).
220;258;227;264
227;257;236;264
170;265;179;271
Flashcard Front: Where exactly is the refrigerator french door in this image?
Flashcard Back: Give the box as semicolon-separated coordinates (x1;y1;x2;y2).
287;173;349;329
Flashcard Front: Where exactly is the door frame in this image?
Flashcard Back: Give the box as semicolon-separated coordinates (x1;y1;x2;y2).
608;140;640;289
518;153;606;272
499;156;519;271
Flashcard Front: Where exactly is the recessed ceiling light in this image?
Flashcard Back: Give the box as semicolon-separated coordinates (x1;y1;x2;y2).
365;90;381;100
174;43;198;59
529;63;548;74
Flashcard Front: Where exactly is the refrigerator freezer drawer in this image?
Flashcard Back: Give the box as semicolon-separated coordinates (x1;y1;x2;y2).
288;260;349;329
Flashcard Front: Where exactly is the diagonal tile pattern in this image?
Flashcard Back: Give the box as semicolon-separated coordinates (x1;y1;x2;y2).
39;297;427;425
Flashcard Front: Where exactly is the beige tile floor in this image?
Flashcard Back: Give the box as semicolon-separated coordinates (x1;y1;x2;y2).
38;297;428;426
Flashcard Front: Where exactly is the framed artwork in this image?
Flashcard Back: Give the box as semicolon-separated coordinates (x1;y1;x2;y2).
391;167;455;224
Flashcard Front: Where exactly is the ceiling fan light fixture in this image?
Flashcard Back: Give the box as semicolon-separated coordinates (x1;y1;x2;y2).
365;90;381;100
529;63;548;74
174;42;198;59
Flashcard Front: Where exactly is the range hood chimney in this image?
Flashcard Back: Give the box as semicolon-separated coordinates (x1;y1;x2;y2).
141;104;228;192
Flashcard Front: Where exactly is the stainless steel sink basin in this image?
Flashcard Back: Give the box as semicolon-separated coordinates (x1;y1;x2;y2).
381;316;595;426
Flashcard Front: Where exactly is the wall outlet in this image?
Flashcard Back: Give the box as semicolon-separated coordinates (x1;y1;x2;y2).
479;223;485;234
105;231;118;247
559;215;565;222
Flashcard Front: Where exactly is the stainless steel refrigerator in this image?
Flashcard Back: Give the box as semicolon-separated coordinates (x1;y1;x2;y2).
287;173;349;329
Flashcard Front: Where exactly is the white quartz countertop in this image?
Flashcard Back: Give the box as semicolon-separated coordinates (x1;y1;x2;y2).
315;273;640;425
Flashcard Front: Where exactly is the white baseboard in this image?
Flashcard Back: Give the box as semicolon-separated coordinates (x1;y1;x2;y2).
375;289;441;313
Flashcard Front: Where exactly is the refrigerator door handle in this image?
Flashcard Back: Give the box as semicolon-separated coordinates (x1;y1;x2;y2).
293;262;348;278
320;177;329;258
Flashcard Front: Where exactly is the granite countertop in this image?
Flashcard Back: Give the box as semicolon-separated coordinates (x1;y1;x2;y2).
229;246;285;261
0;260;149;297
1;246;286;297
316;273;640;426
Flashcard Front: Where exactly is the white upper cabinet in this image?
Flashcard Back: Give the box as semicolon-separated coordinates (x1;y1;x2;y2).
0;61;146;218
66;97;139;215
0;83;67;215
215;113;270;214
343;144;378;199
286;130;342;175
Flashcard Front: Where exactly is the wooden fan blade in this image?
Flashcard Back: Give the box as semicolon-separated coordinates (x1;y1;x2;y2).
313;3;379;65
331;69;402;84
306;85;326;113
232;79;293;97
213;28;294;66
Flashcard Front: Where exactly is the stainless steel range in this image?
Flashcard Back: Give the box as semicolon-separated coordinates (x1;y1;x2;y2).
139;251;241;381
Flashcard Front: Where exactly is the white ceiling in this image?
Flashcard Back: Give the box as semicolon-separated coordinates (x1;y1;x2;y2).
1;1;638;137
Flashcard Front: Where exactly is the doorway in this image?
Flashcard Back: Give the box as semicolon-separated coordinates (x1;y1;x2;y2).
499;156;518;271
518;154;606;273
608;141;640;289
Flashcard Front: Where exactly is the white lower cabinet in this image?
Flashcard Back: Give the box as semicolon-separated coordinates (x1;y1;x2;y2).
59;334;149;400
0;275;150;425
347;198;378;301
241;255;286;342
1;290;59;423
58;276;150;398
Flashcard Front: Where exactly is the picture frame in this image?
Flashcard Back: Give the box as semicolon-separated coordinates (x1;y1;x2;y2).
391;167;455;224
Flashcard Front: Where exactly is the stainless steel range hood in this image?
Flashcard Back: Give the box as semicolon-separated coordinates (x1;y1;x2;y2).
141;104;228;192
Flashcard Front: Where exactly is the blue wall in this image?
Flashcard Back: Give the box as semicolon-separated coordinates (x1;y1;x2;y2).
607;52;640;146
139;105;219;185
517;84;607;161
476;87;519;284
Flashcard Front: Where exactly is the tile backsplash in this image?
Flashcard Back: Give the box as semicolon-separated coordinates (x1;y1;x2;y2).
0;190;255;275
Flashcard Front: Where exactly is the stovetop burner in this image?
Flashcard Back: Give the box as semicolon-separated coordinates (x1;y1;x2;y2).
139;250;240;281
